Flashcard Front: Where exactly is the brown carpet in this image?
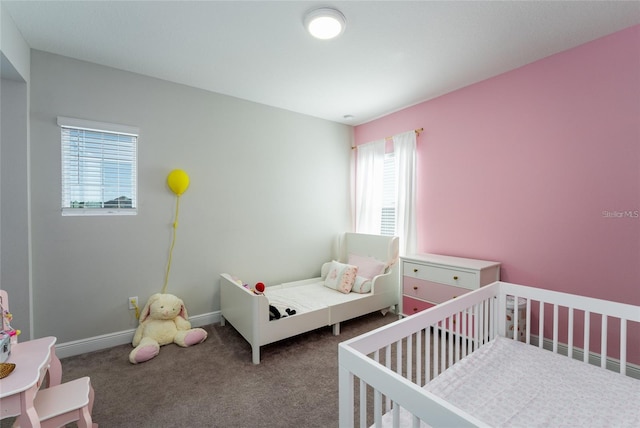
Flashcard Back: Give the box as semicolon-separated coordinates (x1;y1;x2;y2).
3;312;397;428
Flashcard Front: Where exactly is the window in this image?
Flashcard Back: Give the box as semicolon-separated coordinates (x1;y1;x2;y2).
381;152;396;236
58;117;138;216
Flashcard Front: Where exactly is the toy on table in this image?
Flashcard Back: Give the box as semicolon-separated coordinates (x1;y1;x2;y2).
1;301;20;365
1;303;20;343
0;331;11;364
0;361;16;378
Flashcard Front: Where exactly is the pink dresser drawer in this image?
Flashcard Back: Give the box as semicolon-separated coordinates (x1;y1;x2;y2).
403;296;434;316
403;276;470;304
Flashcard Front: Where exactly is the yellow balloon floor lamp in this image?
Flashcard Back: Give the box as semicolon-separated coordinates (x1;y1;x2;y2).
162;169;190;295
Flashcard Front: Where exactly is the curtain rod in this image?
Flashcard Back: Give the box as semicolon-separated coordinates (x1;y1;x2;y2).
352;128;423;150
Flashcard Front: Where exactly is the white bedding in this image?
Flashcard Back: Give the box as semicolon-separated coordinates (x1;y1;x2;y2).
381;336;640;428
265;281;368;316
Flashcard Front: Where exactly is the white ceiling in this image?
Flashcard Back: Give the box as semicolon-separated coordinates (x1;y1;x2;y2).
3;1;640;125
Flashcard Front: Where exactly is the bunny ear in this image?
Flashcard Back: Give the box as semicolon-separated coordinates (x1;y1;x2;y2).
179;299;188;320
139;294;159;323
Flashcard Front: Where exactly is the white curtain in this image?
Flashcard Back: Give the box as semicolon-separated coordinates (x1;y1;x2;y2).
355;139;385;234
393;130;417;255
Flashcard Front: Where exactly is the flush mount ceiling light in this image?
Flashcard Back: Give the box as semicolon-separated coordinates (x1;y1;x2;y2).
304;8;346;40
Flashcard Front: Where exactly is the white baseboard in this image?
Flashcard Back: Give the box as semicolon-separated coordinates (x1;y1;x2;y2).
532;335;640;380
55;311;221;359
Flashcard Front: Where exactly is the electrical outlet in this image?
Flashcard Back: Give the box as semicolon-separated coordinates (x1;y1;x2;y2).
128;296;138;310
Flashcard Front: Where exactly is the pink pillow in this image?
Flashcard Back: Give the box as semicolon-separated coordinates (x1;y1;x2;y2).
348;254;387;280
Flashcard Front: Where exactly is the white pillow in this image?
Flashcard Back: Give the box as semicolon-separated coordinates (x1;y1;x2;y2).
324;261;358;294
351;276;372;294
321;261;332;279
347;254;387;280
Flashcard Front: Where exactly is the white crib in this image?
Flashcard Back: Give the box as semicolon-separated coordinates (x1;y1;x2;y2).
338;281;640;427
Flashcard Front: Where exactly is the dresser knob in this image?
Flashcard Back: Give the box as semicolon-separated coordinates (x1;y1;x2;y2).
413;286;418;290
413;308;418;312
453;276;459;280
413;268;418;273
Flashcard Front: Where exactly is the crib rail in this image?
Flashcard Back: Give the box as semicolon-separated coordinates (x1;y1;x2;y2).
498;282;640;374
339;281;640;428
339;284;499;428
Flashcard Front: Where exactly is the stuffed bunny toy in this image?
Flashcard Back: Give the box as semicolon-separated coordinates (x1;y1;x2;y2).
129;293;207;364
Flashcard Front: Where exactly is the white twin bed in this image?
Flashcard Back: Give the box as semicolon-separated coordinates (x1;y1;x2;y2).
339;280;640;427
220;232;400;364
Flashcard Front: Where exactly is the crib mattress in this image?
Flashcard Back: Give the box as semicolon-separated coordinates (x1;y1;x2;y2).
265;281;368;315
383;336;640;428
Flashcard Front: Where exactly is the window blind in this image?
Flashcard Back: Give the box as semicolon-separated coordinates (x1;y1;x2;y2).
381;152;396;236
58;117;138;216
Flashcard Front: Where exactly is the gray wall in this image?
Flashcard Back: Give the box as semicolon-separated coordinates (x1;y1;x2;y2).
29;50;353;343
1;2;33;340
1;74;31;339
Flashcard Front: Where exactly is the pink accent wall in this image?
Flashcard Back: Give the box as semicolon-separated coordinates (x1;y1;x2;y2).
355;25;640;360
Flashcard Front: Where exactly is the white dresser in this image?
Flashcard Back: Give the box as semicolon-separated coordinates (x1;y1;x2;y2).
400;253;500;317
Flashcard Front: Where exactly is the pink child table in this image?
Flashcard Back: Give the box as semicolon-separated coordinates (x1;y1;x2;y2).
0;336;62;427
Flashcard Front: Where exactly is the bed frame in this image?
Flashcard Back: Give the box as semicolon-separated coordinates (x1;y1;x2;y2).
338;280;640;427
220;232;400;364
